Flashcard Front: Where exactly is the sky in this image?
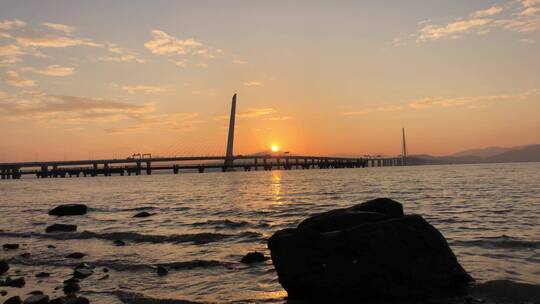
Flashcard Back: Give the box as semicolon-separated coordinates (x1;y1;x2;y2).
0;0;539;162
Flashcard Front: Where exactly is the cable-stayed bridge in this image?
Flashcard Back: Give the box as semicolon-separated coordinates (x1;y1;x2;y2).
0;94;406;180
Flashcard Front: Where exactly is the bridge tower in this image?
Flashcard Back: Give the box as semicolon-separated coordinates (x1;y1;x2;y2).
224;93;237;170
402;127;408;166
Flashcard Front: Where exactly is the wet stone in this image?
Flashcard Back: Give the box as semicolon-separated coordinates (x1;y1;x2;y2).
35;272;50;278
133;211;154;218
2;244;19;250
1;277;25;288
22;294;49;304
240;251;267;264
48;204;87;216
3;296;22;304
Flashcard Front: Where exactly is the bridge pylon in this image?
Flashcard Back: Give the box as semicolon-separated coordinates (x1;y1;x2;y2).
224;93;236;170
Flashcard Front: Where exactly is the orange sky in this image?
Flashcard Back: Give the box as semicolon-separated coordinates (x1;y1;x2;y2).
1;1;539;162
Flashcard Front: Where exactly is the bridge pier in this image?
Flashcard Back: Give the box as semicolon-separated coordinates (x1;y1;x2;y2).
254;158;258;171
198;166;205;173
173;165;179;174
146;161;152;175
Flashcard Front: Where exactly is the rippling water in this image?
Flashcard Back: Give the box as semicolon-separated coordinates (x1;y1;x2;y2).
1;163;539;303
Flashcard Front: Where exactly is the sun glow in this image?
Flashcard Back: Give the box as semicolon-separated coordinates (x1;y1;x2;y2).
270;145;280;152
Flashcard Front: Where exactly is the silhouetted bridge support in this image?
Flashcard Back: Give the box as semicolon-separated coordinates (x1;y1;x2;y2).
0;155;407;180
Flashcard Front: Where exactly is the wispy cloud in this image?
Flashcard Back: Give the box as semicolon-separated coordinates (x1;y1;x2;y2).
99;44;146;63
2;71;35;87
395;1;540;45
144;30;221;67
111;84;169;94
408;89;540;109
243;80;262;87
41;22;75;33
0;19;26;30
22;65;75;76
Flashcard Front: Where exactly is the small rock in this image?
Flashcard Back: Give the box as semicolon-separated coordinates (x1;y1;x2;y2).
0;261;9;275
76;297;89;304
35;272;50;278
240;251;267;264
20;253;30;258
113;240;125;246
102;268;109;273
133;211;154;218
65;253;85;259
27;291;43;295
1;290;7;296
63;281;80;295
3;296;22;304
73;268;92;279
48;204;87;216
156;266;168;276
2;277;25;288
47;245;56;249
45;224;77;233
22;294;49;304
2;244;19;250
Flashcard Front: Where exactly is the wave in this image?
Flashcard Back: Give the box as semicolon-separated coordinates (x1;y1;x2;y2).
452;235;540;249
8;256;232;272
0;230;262;245
189;219;251;229
471;280;540;303
114;290;206;304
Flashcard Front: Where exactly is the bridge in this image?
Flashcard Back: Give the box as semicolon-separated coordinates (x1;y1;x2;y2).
0;94;406;180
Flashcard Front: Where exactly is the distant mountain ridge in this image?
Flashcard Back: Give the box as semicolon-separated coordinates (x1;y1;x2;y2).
409;144;540;165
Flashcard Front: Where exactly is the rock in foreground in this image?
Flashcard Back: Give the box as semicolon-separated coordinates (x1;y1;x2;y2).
267;198;472;300
48;204;87;216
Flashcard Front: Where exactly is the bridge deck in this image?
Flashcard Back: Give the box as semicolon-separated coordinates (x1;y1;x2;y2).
0;155;404;179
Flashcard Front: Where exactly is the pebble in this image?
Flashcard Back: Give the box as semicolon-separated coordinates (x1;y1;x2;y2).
240;251;267;264
1;277;25;288
2;244;19;250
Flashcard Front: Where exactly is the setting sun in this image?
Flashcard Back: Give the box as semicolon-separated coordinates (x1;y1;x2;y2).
271;145;280;152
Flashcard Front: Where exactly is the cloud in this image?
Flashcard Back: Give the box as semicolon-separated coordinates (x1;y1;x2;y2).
417;18;493;42
99;44;146;63
0;44;25;65
41;22;75;33
520;38;536;43
144;30;222;67
195;62;208;68
375;105;403;112
408;90;540;109
470;5;504;18
238;108;276;118
243;80;262;87
111;84;168;94
397;2;540;45
23;65;75;76
0;19;26;30
16;34;102;48
2;71;35;87
232;59;247;64
340;110;370;116
0;91;153;122
266;116;293;121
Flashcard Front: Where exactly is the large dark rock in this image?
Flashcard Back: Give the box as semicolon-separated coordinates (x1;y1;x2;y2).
48;204;87;216
45;224;77;233
268;198;472;300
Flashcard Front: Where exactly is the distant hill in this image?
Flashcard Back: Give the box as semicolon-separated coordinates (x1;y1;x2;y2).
409;144;540;165
451;146;517;158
